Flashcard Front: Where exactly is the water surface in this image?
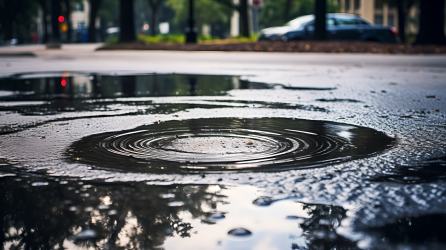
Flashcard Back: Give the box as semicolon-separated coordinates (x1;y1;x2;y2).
0;71;445;250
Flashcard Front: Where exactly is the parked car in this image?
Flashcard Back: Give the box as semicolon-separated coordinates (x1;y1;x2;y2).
258;13;400;43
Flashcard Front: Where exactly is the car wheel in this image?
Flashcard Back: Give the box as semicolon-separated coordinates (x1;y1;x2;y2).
282;36;289;42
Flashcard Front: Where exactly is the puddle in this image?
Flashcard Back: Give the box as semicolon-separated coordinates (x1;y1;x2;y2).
316;98;363;103
1;71;446;250
68;118;394;173
0;72;329;135
0;72;269;101
0;175;357;250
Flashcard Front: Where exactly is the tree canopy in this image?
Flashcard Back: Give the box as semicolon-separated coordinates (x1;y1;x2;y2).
165;0;232;35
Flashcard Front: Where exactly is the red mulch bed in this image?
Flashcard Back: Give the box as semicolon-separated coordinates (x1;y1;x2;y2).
98;41;446;54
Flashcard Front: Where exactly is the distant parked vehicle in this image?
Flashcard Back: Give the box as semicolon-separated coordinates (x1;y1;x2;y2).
258;13;400;43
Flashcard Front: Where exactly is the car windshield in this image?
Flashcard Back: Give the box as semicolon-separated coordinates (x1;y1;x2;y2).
285;15;314;29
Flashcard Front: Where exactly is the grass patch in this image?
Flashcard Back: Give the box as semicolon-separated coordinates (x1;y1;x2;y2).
138;34;185;44
136;34;258;44
105;37;119;45
105;34;259;45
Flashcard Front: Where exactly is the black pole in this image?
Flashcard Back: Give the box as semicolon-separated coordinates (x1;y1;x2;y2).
415;0;446;45
64;0;72;43
396;0;405;43
119;0;136;42
49;0;61;47
185;0;197;43
313;0;326;40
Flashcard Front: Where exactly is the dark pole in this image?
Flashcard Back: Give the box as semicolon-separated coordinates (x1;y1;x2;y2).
415;0;446;45
186;76;197;96
119;0;136;42
150;2;157;36
396;0;405;43
43;0;49;43
313;0;326;40
239;0;250;37
88;0;102;42
185;0;197;43
64;0;72;43
49;0;61;48
37;0;49;43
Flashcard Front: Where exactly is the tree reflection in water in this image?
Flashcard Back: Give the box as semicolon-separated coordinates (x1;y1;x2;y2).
0;176;223;250
298;204;358;250
0;175;360;250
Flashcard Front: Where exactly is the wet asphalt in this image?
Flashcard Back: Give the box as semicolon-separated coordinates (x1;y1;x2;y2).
0;45;446;250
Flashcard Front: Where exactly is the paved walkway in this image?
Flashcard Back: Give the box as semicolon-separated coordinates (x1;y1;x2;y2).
0;43;445;89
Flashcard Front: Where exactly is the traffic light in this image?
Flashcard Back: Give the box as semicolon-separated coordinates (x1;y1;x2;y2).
58;16;68;32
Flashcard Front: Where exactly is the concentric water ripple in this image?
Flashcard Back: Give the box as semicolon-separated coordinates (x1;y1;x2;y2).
68;118;394;173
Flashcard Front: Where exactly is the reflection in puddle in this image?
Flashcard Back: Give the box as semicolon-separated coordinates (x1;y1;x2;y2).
69;118;394;173
0;72;268;101
0;176;357;250
365;214;446;249
0;72;329;135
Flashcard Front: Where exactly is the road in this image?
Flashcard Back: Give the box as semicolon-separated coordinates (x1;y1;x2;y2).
1;44;446;249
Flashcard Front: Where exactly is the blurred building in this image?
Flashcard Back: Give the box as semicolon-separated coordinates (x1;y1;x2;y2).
70;0;101;42
71;0;90;32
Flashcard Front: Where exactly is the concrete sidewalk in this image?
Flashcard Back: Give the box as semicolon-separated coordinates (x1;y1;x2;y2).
0;43;103;55
0;43;445;90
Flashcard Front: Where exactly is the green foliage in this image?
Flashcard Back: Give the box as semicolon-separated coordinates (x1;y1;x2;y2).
134;33;257;44
138;34;186;43
259;0;341;28
199;34;257;43
406;33;417;44
165;0;232;34
98;0;119;23
105;36;119;44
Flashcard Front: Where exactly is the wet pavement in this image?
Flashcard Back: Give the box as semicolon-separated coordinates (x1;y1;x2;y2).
0;47;446;250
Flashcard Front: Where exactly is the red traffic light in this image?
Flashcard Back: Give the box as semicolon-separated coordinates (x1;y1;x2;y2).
61;78;67;86
58;16;64;22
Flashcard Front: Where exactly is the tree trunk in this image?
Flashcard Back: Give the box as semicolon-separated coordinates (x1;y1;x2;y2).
284;0;292;23
88;0;102;43
64;0;72;43
122;76;136;97
3;22;13;41
50;0;61;43
415;0;446;45
186;0;197;43
313;0;326;40
119;0;136;42
151;5;157;36
2;0;22;41
239;0;250;37
148;0;162;36
40;0;49;43
396;0;405;43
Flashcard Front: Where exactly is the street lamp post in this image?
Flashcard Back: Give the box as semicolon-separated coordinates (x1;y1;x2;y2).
185;0;197;43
